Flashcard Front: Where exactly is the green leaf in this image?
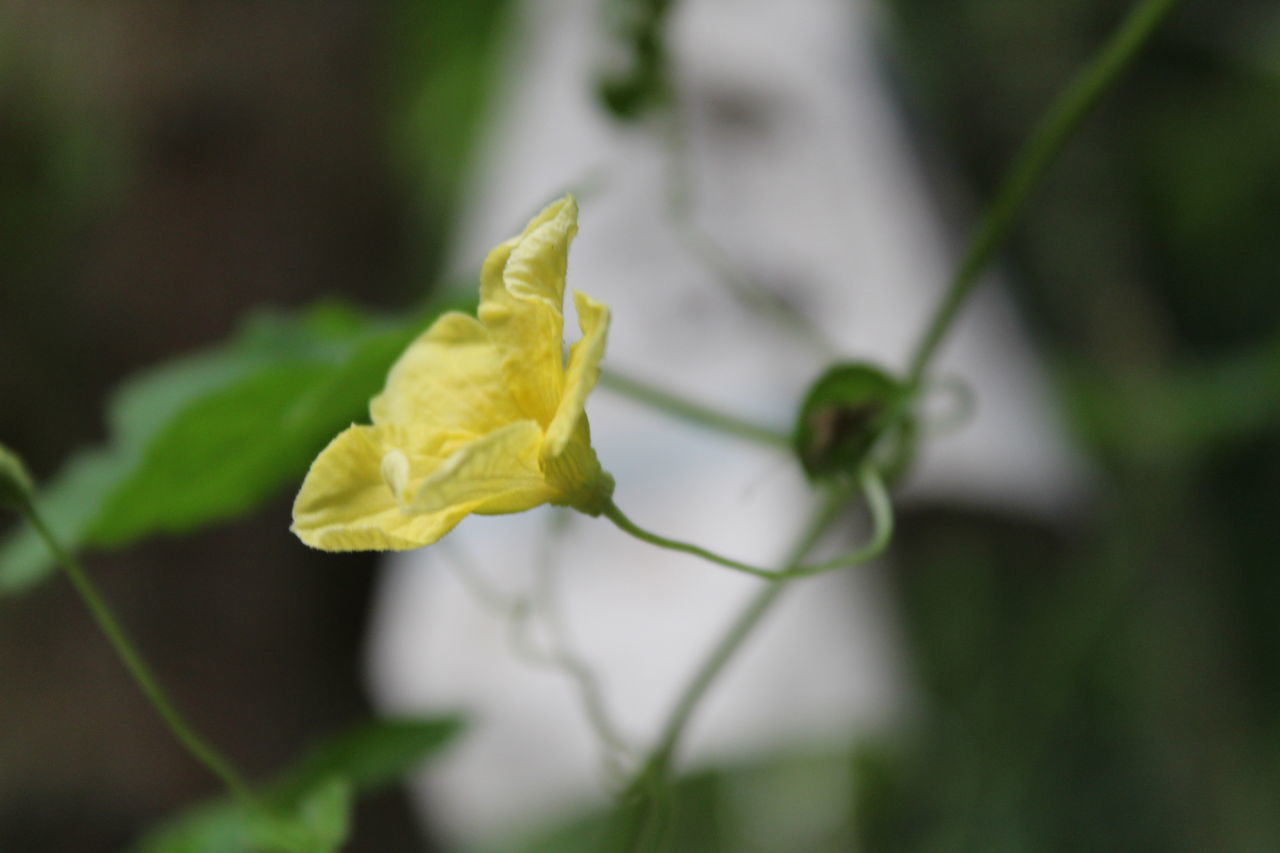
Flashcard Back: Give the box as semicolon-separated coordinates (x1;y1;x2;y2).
596;0;675;120
132;716;464;853
296;777;353;851
487;750;858;853
247;778;353;853
1060;331;1280;462
0;330;289;592
85;363;332;545
0;295;472;595
271;716;465;802
87;302;411;546
128;800;251;853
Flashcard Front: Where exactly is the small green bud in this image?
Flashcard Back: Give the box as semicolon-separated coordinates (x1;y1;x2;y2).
792;363;916;482
0;442;35;509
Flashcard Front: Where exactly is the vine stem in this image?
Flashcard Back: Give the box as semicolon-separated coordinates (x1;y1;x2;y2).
905;0;1185;387
615;487;854;850
19;500;257;808
598;367;792;449
610;1;1184;846
601;467;892;580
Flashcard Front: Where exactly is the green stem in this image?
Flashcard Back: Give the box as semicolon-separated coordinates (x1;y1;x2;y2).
616;487;854;850
19;500;256;807
905;0;1185;386
598;367;792;449
603;467;892;580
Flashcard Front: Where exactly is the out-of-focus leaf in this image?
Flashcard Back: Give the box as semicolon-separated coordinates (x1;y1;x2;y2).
388;0;510;280
597;0;675;119
132;715;464;853
296;778;353;851
271;716;465;802
138;782;353;853
85;364;332;545
0;295;473;595
129;800;246;853
247;778;353;853
488;750;856;853
0;345;269;593
1060;331;1280;463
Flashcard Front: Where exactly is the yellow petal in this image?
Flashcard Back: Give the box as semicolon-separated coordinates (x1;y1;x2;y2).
479;195;575;310
370;311;522;449
291;425;469;551
410;419;555;515
544;290;610;459
291;195;618;554
477;196;578;425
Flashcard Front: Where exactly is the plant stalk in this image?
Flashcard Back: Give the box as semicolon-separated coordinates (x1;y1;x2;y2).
20;500;257;808
906;0;1186;386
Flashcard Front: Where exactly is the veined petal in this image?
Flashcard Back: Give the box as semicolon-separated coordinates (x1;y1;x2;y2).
370;311;522;447
477;196;578;425
479;195;575;313
291;425;470;551
545;290;609;459
410;419;555;516
291;194;615;554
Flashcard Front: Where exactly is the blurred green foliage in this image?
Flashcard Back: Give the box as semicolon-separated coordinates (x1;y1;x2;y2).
1;1;503;849
0;297;471;594
863;1;1280;850
468;751;859;853
132;716;463;853
0;0;509;592
387;0;513;284
597;0;675;119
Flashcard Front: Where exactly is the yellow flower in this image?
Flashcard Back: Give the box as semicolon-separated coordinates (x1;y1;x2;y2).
291;195;613;551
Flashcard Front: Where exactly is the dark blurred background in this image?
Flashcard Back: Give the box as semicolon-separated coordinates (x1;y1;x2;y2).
865;1;1280;849
2;0;1279;850
0;2;502;849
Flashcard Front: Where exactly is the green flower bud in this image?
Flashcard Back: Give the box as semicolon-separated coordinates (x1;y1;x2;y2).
792;362;916;483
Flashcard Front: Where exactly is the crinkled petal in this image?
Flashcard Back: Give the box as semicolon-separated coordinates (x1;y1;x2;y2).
291;425;470;551
370;311;522;447
544;290;609;460
477;196;578;425
410;419;556;515
291;194;616;554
